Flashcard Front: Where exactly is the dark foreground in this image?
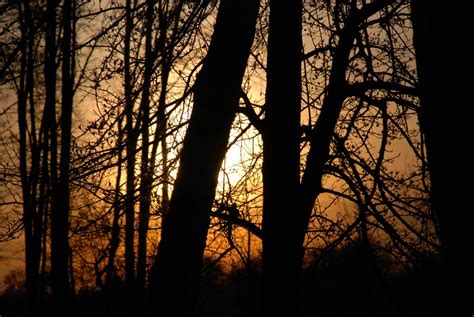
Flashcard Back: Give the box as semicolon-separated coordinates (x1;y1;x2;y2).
0;245;442;317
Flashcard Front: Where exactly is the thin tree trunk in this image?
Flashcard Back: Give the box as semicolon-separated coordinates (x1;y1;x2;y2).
17;1;41;314
261;1;302;316
148;1;259;314
157;17;171;217
38;129;50;304
25;0;43;309
42;0;64;312
158;65;170;215
149;1;173;218
136;0;155;303
38;141;50;305
148;60;170;219
103;114;124;317
51;0;74;311
124;0;137;311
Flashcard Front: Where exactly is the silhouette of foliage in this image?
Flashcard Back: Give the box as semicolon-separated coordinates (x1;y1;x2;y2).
0;0;449;316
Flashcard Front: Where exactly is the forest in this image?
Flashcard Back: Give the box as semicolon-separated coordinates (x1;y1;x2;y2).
0;0;471;316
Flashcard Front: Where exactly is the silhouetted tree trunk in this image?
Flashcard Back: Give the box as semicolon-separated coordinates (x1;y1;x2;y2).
410;0;440;249
155;1;173;216
148;0;259;314
410;0;450;266
38;129;51;304
299;5;359;238
103;116;124;317
148;29;171;220
124;0;137;309
136;0;155;305
42;0;66;311
17;0;42;314
262;1;302;316
154;60;170;215
411;1;469;314
264;2;391;315
51;0;74;311
301;0;390;239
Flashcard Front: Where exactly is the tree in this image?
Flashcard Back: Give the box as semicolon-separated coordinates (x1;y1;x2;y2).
301;0;393;251
148;0;260;314
411;1;470;314
16;0;44;314
0;0;456;315
136;0;155;306
42;0;74;311
262;1;400;314
50;0;75;311
123;0;137;310
262;0;302;316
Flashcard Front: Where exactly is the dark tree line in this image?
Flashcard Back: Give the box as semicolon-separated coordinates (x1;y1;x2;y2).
1;0;467;316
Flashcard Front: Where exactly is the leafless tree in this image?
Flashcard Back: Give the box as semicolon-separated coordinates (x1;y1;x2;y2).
148;0;260;314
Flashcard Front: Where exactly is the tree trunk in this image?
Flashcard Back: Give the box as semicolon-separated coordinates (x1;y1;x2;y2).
147;0;259;315
103;115;124;317
43;0;69;311
301;0;391;239
410;1;469;314
262;1;302;316
17;1;42;314
137;0;155;305
124;0;137;309
262;2;391;315
38;126;50;304
156;3;172;216
51;0;74;311
410;0;447;265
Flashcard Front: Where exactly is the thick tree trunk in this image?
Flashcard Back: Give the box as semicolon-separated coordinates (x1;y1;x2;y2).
262;2;391;315
262;1;302;316
410;0;448;265
148;0;259;315
410;1;469;314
